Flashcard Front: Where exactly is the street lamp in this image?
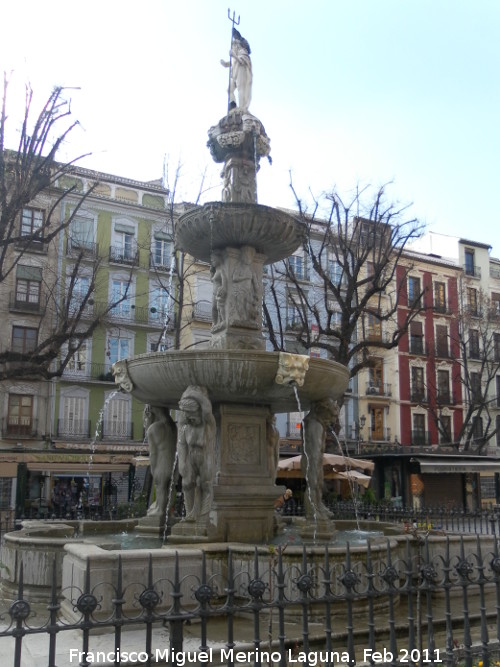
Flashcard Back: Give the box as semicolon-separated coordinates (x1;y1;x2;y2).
357;415;366;454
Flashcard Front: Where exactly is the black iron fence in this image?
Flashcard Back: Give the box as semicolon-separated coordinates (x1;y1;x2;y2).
1;537;500;666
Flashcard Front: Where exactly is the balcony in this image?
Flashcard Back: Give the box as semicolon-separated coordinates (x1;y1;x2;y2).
14;237;48;254
2;418;38;439
66;238;99;259
464;264;481;279
150;253;173;272
410;389;427;403
101;421;134;440
62;362;115;382
411;430;431;446
409;338;425;355
365;381;392;397
436;390;455;405
433;302;450;315
56;419;91;438
9;292;45;314
367;427;391;442
109;245;139;266
435;344;452;359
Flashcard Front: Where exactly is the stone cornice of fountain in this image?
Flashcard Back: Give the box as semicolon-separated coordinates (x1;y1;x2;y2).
175;201;305;265
113;349;349;412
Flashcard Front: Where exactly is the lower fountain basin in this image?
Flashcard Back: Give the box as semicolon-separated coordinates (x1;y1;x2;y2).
114;349;349;412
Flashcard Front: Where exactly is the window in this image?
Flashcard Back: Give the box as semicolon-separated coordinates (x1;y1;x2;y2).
409;321;424;354
412;413;427;445
66;340;88;375
286;300;302;329
439;415;452;444
408;276;421;306
60;394;88;437
0;478;13;510
496;376;500;408
152;237;172;269
288;254;306;280
7;394;34;436
437;369;450;403
70;215;95;249
470;372;482;403
471;415;483;440
111;279;132;318
15;265;43;311
329;259;343;285
69;276;92;312
435;325;449;357
492;292;500;315
497;415;500;448
494;333;500;362
366;312;382;340
469;329;480;359
107;334;130;367
150;286;169;321
12;326;37;353
411;366;425;402
112;222;137;263
467;287;478;315
21;208;43;238
103;395;131;438
465;249;475;276
434;282;446;313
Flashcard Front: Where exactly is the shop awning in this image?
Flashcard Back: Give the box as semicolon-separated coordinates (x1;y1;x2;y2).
416;458;500;474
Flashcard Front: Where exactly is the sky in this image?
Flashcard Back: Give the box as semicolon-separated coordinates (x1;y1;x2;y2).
1;0;499;250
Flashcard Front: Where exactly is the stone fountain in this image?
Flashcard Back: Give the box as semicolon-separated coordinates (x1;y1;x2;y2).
112;27;349;544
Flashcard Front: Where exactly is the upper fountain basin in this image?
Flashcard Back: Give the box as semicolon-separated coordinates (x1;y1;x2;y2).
175;202;305;265
114;350;349;412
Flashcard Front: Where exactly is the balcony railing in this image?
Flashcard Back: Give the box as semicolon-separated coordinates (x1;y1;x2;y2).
9;292;45;314
101;421;134;439
150;253;173;272
433;302;450;315
411;429;431;446
464;264;481;278
409;338;425;355
109;245;139;266
365;381;392;397
435;344;452;359
62;362;115;382
410;389;427;403
367;427;391;442
2;418;38;438
56;419;91;438
14;237;48;254
66;238;99;259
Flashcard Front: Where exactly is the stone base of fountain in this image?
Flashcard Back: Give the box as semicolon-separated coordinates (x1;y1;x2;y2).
135;514;167;538
299;518;337;543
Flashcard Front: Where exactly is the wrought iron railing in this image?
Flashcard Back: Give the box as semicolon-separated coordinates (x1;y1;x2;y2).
2;536;500;665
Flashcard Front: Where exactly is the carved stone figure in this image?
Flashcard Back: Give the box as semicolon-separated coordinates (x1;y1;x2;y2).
232;246;259;323
177;386;216;523
301;398;338;520
211;250;228;328
220;28;252;112
275;352;310;387
112;359;133;392
266;414;280;479
143;405;177;518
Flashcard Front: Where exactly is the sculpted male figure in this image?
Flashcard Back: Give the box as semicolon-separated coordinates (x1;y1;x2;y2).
220;28;252;112
144;405;177;518
301;398;338;520
177;386;216;523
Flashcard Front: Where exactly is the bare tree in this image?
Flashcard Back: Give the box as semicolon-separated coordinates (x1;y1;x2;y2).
0;77;132;381
263;182;425;395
